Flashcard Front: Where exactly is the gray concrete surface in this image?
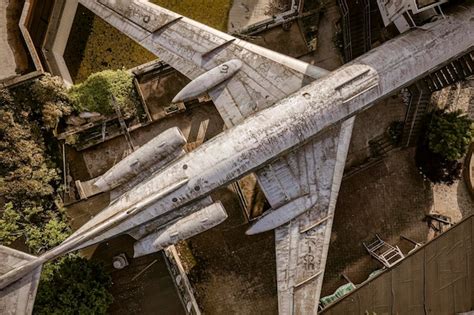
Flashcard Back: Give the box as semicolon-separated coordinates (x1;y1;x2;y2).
0;0;18;81
0;0;30;82
228;0;285;33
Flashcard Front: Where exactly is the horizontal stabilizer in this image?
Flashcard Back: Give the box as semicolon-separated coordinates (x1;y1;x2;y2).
0;246;42;315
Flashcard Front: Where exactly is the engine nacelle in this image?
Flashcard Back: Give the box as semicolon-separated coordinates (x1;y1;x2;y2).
172;59;242;103
93;127;186;192
133;202;228;257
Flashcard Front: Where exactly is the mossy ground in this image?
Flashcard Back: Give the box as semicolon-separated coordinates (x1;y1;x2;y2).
64;5;155;83
150;0;232;31
65;1;232;83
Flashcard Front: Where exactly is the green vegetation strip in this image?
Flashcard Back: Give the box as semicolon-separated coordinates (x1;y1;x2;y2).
0;77;113;313
66;1;232;83
150;0;232;31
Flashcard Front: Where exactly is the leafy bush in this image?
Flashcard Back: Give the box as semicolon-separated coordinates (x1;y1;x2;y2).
1;86;113;314
68;69;139;117
0;89;68;254
416;109;473;185
415;142;462;185
425;110;473;160
0;109;59;200
34;255;113;315
31;75;73;131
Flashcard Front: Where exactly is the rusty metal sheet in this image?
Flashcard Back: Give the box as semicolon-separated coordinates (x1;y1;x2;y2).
391;249;424;314
322;217;474;314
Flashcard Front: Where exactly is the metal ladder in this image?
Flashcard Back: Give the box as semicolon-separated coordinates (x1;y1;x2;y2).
363;234;405;268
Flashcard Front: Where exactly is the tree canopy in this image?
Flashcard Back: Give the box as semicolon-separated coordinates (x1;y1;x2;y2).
34;255;113;315
68;69;139;117
416;109;473;185
1;79;113;314
425;109;473;160
0;74;117;314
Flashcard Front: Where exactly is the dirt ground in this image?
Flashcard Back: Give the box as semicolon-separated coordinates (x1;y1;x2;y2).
244;21;309;58
187;186;278;314
322;148;434;295
345;94;407;168
299;0;343;71
75;102;225;179
92;235;185;315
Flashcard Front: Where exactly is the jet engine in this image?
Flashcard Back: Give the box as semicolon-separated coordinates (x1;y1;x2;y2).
133;202;228;257
93;127;187;193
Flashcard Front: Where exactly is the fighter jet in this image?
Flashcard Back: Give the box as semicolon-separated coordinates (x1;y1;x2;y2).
0;0;472;314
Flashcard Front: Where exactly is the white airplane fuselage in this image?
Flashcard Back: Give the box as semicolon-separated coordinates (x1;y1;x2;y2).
0;6;471;291
66;7;474;250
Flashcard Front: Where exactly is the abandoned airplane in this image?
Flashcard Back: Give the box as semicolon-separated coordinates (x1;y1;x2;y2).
0;0;472;314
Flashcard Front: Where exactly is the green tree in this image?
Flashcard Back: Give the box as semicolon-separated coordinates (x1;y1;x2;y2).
415;142;463;185
426;110;473;160
30;75;73;131
0;85;113;314
0;108;59;203
416;109;473;185
0;89;67;253
34;255;113;315
68;69;139;117
0;203;21;244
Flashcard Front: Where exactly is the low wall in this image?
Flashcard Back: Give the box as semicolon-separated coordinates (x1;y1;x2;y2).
322;215;474;314
465;144;474;199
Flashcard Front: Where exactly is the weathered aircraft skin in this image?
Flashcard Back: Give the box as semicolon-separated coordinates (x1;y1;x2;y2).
94;127;187;192
172;59;243;103
77;8;472;247
0;1;472;314
133;201;228;257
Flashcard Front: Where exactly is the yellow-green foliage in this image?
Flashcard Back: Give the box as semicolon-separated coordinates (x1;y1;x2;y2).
68;1;232;82
70;14;156;83
68;69;139;117
150;0;232;31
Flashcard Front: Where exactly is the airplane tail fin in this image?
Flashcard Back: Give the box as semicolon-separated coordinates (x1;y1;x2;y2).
0;246;43;315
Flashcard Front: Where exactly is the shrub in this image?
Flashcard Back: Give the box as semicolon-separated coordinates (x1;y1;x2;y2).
416;109;473;185
415;142;462;185
425;110;473;160
34;255;113;315
68;69;139;117
0;90;66;253
31;75;73;131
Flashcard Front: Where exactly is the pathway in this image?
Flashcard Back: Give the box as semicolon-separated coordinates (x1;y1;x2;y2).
0;0;24;81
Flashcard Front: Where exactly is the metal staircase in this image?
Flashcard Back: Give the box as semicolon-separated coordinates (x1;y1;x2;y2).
338;0;377;62
368;133;395;158
424;51;474;92
401;51;474;147
363;234;405;268
401;82;431;147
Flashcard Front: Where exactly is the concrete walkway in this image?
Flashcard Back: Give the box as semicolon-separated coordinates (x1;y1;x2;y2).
0;0;20;81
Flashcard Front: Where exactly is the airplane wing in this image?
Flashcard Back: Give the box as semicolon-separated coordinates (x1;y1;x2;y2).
80;1;346;313
0;246;42;315
255;118;354;314
79;0;328;128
